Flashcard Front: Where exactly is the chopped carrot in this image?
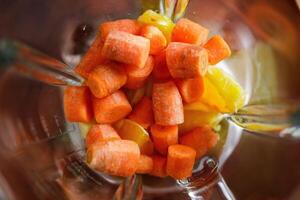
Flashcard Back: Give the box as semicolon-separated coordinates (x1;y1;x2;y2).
204;35;231;65
175;77;205;103
166;42;208;78
150;124;178;155
152;49;172;80
102;31;150;68
140;25;167;55
125;56;154;89
152;81;184;125
172;18;209;45
100;19;142;40
74;35;105;78
128;97;154;129
150;155;167;177
87;140;140;177
85;124;120;148
92;90;132;124
64;86;93;123
136;155;153;174
179;126;219;158
87;62;127;98
166;144;196;179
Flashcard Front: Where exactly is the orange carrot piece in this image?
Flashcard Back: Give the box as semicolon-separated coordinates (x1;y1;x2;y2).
175;77;205;103
87;140;140;177
204;35;231;65
152;81;184;125
85;124;120;148
172;18;209;45
93;90;132;124
125;56;154;89
166;42;208;78
74;35;105;79
136;155;154;174
166;144;196;179
140;25;167;55
64;86;93;123
128;97;154;129
150;124;178;155
87;62;127;98
179;126;219;158
150;155;167;177
152;49;172;80
102;31;150;68
100;19;142;40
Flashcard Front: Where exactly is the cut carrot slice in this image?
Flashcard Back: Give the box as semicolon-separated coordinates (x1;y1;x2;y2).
74;35;105;79
172;18;209;45
87;62;127;98
166;42;208;78
179;126;219;158
166;144;196;179
150;155;167;177
87;140;140;177
85;124;120;148
125;56;154;89
136;155;153;174
140;25;167;55
152;81;184;125
175;77;205;103
128;96;154;129
102;31;150;68
150;124;178;155
64;86;93;123
204;35;231;65
100;19;142;40
152;49;171;80
93;90;132;124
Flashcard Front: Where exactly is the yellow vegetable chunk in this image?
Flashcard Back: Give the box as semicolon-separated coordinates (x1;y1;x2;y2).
206;68;245;113
114;119;154;155
138;10;175;42
179;110;221;134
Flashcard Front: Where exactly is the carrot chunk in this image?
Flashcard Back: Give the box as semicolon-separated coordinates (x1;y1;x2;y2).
166;42;208;78
100;19;142;40
150;124;178;155
86;124;120;148
102;31;150;68
74;35;105;78
92;90;132;124
125;56;154;89
179;126;219;158
175;77;205;103
152;81;184;125
87;140;140;177
204;35;231;65
136;155;154;174
128;97;154;129
150;155;167;177
140;25;167;55
87;62;127;98
166;144;196;179
152;49;172;80
64;86;93;123
172;18;209;45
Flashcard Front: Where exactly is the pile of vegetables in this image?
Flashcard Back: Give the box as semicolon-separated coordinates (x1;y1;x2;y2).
64;10;244;180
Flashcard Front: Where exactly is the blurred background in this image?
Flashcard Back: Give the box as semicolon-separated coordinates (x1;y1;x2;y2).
0;0;300;199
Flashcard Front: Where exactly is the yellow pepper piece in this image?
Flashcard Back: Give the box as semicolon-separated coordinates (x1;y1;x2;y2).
179;110;221;134
114;119;153;155
206;68;245;113
138;10;175;42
